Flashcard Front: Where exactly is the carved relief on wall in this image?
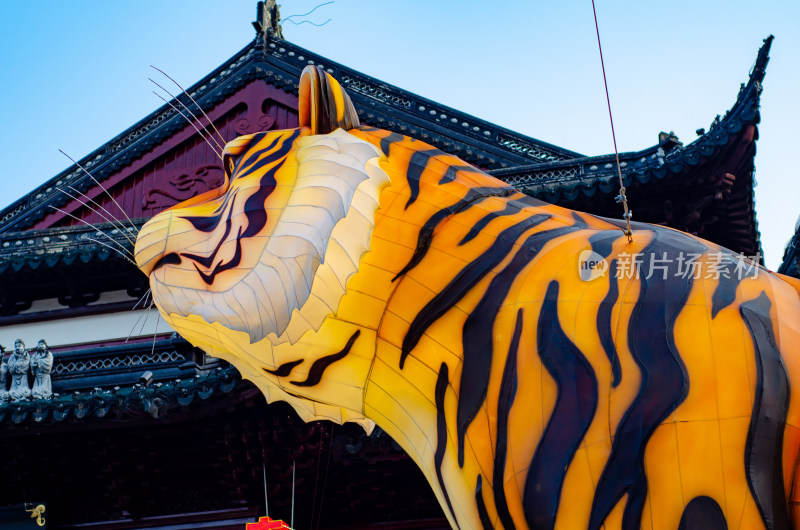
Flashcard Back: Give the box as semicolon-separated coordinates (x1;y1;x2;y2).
142;165;226;211
233;93;282;135
235;113;275;135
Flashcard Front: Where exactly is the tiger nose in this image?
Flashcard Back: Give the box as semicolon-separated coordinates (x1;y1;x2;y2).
134;212;173;277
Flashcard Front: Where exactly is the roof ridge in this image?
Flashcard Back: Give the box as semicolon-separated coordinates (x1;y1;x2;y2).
0;33;582;233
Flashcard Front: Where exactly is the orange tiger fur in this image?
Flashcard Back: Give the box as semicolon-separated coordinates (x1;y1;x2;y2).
135;66;800;529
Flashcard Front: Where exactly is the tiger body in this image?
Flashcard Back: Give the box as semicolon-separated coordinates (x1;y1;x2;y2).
134;67;800;529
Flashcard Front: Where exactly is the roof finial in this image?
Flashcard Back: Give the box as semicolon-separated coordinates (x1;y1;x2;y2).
253;0;283;43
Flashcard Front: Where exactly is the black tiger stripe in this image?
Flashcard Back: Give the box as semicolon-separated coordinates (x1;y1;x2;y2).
264;359;304;377
589;231;618;259
456;223;580;466
392;186;517;282
598;259;622;387
711;253;759;318
181;181;241;233
222;131;268;180
180;130;299;285
233;131;284;178
183;216;234;268
459;197;528;246
316;79;334;133
194;226;244;285
571;212;591;228
511;193;549;209
182;131;285;233
523;281;598;530
378;131;405;157
151;252;182;272
711;256;740;318
240;130;301;238
440;164;482;185
475;475;494;529
741;291;791;530
400;213;549;369
492;308;524;530
678;496;728;530
434;362;459;529
290;330;360;387
588;231;702;530
406;148;448;209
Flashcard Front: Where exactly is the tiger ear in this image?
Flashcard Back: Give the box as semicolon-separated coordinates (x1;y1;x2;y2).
298;65;360;134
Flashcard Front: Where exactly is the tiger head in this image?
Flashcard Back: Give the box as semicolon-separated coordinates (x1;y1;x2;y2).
134;66;390;430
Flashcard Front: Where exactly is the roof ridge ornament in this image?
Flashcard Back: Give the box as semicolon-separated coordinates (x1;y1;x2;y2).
253;0;283;46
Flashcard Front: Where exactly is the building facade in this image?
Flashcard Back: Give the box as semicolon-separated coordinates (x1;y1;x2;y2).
0;7;789;528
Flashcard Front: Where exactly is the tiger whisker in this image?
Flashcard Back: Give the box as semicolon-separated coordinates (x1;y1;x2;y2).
150;65;227;149
138;299;155;338
126;295;153;343
149;75;224;152
151;312;160;357
86;237;138;266
47;206;134;259
58;149;139;233
132;288;152;312
67;184;138;237
151;90;223;159
55;187;137;247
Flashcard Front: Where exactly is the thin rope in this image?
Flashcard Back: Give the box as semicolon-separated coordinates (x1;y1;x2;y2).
310;425;324;530
590;0;633;243
268;456;269;517
314;423;335;530
291;459;296;528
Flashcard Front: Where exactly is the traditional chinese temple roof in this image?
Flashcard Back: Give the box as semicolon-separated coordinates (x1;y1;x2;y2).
489;35;771;258
0;25;770;259
778;217;800;279
0;24;580;235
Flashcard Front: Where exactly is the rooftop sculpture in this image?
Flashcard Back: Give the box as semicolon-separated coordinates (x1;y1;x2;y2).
0;339;53;402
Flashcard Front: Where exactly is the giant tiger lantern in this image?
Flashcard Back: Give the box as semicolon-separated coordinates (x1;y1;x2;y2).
134;65;800;530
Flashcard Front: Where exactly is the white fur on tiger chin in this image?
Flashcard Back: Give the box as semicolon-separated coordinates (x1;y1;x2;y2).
149;129;389;345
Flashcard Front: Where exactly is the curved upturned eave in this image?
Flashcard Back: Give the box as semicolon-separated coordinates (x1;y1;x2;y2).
778;218;800;279
488;36;771;257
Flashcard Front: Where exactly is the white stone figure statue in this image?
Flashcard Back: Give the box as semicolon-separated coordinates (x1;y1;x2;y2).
30;339;54;400
0;348;8;402
8;339;31;401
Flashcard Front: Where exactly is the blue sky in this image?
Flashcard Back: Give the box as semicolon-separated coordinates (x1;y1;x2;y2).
0;1;797;267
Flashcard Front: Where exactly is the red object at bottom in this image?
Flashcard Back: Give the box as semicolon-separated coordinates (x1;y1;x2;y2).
246;516;292;529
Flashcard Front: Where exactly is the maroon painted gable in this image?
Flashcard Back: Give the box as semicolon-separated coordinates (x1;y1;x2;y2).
35;81;298;229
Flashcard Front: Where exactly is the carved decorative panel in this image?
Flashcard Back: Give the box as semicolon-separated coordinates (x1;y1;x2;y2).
142;165;226;211
37;81;299;228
